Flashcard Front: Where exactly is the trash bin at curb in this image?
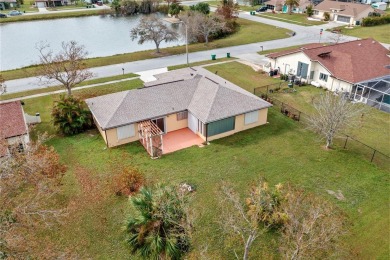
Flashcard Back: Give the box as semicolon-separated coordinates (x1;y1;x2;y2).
288;83;293;88
227;53;230;58
211;54;216;60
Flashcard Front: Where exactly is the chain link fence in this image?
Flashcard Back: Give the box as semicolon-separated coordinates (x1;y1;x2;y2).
254;85;390;169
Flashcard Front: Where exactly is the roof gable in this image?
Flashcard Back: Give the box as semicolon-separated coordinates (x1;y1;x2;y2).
314;0;373;16
302;39;390;83
86;68;272;129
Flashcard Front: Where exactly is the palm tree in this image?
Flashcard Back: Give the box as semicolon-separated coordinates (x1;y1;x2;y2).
125;185;191;260
285;0;299;14
52;95;93;135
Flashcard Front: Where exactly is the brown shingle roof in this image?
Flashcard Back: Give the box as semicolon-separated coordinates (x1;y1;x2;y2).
0;101;28;156
301;38;390;83
314;0;373;17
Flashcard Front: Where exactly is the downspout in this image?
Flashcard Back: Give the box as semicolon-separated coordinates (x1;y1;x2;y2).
205;123;208;143
104;130;109;148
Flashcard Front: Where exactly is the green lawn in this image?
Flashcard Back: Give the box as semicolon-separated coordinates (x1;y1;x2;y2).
167;57;237;71
2;18;290;81
205;62;390;156
25;108;389;259
23;78;144;138
331;24;390;44
257;12;326;26
0;73;139;101
19;61;389;258
46;3;87;11
0;4;38;14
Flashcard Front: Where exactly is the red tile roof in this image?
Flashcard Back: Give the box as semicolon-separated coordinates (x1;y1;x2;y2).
266;43;324;59
0;101;28;156
302;38;390;83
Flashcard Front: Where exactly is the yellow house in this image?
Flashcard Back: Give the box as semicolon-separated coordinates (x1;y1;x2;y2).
86;68;272;157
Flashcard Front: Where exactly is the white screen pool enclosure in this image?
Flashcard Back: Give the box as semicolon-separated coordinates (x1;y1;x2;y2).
351;75;390;113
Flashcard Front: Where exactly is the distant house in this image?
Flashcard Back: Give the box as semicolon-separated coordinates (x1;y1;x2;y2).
265;38;390;111
35;0;68;8
312;0;374;24
86;68;272;157
0;101;29;157
0;0;17;10
263;0;313;13
265;0;284;12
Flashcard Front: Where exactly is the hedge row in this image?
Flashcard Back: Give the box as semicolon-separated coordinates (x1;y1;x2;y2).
362;15;390;27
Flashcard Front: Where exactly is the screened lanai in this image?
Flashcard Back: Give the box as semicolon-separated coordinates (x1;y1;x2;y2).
351;75;390;113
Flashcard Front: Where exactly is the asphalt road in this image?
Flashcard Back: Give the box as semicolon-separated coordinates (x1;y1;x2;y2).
2;7;371;93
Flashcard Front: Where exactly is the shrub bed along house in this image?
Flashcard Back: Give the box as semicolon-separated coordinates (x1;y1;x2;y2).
362;15;390;26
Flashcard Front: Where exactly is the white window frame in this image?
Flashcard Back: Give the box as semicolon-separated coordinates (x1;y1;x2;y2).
244;110;259;125
319;73;328;82
117;124;135;140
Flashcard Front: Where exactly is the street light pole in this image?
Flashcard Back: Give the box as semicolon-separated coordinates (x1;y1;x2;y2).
185;22;188;67
179;20;189;67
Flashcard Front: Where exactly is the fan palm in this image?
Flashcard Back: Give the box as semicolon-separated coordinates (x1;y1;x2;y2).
126;185;190;260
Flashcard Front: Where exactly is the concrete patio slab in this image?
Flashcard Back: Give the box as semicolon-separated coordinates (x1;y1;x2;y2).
162;128;204;154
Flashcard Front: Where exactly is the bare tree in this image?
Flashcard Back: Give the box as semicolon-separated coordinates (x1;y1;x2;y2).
279;185;346;259
36;41;94;96
308;92;365;149
193;13;227;45
0;134;67;257
0;74;6;95
219;181;285;260
130;14;179;53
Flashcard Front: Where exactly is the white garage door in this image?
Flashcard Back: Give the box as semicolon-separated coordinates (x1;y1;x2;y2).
337;15;351;23
37;2;45;7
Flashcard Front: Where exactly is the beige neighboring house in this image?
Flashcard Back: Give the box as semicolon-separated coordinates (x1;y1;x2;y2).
0;101;30;157
312;0;374;24
86;67;272;157
265;38;390;96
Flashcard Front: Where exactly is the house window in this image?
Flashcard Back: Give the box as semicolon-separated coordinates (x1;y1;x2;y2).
314;10;319;15
244;111;259;125
319;73;328;82
207;117;235;137
117;124;135;140
176;111;188;121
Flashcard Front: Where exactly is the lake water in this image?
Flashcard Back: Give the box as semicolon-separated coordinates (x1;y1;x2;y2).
0;15;185;71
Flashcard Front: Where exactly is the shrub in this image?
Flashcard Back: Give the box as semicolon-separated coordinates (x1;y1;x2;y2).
306;4;314;17
323;12;330;21
113;168;145;196
52;95;93;136
189;2;210;14
362;15;390;26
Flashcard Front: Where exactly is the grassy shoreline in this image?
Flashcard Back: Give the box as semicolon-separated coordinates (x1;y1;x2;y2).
0;9;104;24
2;18;290;81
